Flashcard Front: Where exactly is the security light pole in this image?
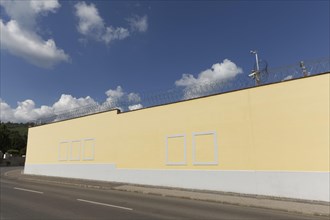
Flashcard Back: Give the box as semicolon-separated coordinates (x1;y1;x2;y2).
250;50;259;71
299;61;308;77
249;50;261;85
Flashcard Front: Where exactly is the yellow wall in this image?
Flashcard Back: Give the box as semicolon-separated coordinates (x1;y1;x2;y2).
26;73;330;172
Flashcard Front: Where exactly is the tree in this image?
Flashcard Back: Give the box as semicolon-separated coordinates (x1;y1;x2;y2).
0;123;29;154
0;124;11;152
9;130;26;150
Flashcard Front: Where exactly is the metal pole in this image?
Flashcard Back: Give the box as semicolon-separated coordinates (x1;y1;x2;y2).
300;61;308;77
255;52;259;71
249;50;261;85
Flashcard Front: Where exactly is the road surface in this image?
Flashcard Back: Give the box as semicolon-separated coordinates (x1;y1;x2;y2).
1;167;328;220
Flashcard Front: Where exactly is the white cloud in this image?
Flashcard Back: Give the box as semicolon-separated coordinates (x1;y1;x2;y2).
0;0;60;28
14;100;52;123
127;93;141;103
74;2;148;45
128;104;143;110
105;86;125;102
104;86;142;108
282;75;293;81
105;86;141;103
52;94;97;113
102;27;130;44
0;99;14;122
0;0;69;68
0;20;69;68
0;86;142;123
0;99;54;123
74;1;130;45
175;59;243;99
128;15;148;32
30;0;60;14
175;59;243;87
0;95;97;123
74;1;104;38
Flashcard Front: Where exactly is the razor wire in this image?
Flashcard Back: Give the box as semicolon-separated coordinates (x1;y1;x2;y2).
35;57;330;125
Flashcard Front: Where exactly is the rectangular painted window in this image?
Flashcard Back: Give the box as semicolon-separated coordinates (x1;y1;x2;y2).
70;140;81;161
166;135;186;165
193;131;218;165
83;139;95;161
58;141;69;161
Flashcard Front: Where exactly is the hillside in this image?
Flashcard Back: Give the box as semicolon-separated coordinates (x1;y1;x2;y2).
0;122;32;155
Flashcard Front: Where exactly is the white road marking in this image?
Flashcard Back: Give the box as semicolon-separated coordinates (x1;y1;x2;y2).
77;199;133;211
14;187;44;194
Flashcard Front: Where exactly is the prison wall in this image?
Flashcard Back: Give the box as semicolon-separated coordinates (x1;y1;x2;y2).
24;73;330;202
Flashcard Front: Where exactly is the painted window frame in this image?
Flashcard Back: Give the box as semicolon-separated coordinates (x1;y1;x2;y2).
165;134;187;165
70;140;81;161
192;131;218;165
82;138;95;161
58;141;70;161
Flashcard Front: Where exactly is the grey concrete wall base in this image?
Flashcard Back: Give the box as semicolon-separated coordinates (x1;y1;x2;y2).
24;164;330;202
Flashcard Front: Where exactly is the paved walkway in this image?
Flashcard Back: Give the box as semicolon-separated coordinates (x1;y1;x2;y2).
4;167;330;217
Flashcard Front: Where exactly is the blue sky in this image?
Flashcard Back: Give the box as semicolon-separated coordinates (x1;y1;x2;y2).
1;0;329;122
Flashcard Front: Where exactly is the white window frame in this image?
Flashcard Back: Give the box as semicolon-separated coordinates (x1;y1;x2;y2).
165;134;187;165
82;138;95;161
58;141;70;161
192;131;218;165
70;140;81;161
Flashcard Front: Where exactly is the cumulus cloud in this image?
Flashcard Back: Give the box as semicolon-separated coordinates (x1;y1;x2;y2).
74;1;147;45
14;100;53;123
30;0;60;13
128;104;143;111
0;86;142;123
104;86;142;109
0;0;69;68
175;59;243;87
74;1;105;38
0;95;97;123
175;59;243;99
74;1;130;44
0;0;60;28
0;20;69;68
105;86;125;102
0;99;14;122
52;94;97;113
128;15;148;32
0;99;53;123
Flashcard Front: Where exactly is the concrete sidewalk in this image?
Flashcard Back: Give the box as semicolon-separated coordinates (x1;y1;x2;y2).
4;168;330;217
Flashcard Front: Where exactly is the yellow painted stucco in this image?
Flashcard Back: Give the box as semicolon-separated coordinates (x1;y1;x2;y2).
25;73;330;171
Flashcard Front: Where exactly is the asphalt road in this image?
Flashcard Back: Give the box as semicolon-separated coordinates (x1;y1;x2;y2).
0;167;328;220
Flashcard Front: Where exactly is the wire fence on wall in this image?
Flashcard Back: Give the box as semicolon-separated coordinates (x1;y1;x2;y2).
35;57;330;125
